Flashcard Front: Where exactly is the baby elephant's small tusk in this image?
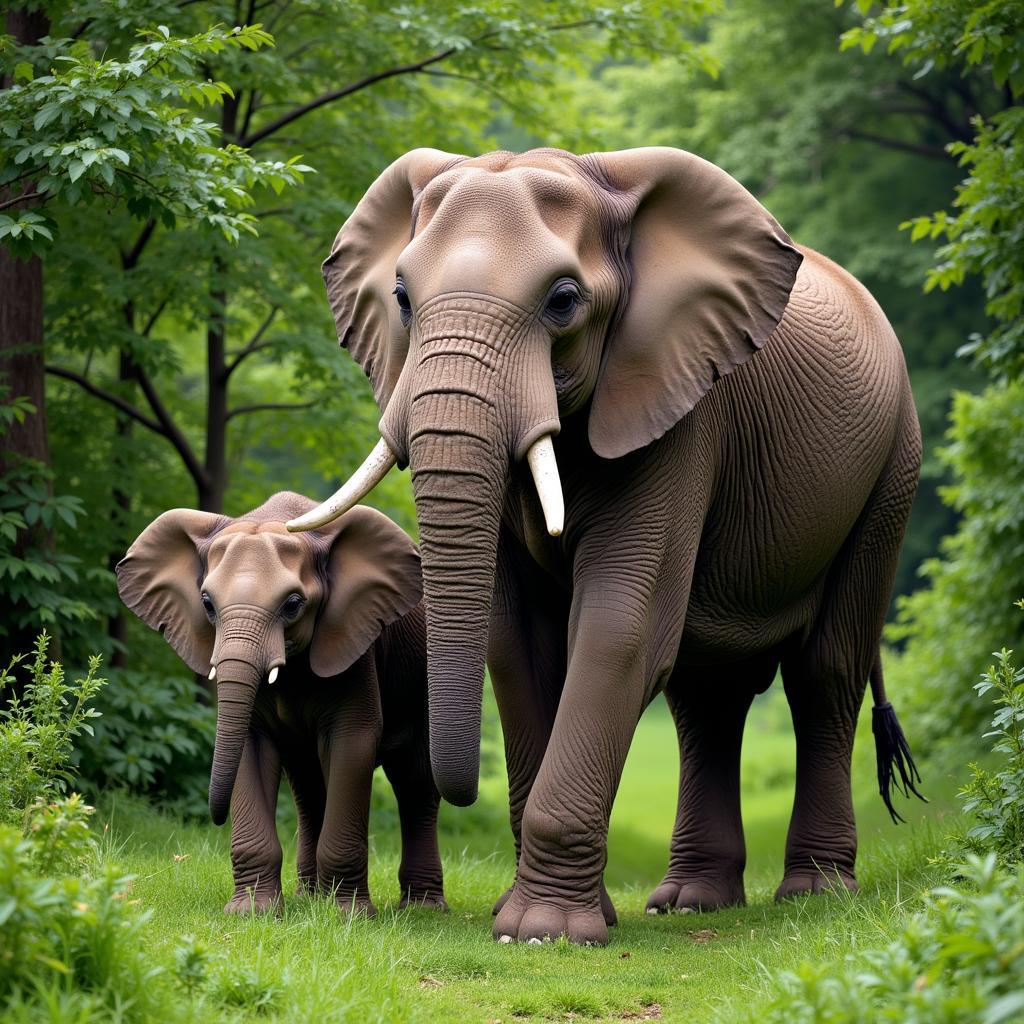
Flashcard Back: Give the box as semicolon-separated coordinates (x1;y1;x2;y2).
268;666;279;685
208;667;216;681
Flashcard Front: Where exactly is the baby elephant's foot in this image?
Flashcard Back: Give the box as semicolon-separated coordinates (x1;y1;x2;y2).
775;866;857;902
646;872;745;915
223;888;282;915
493;880;617;926
399;887;448;912
493;884;609;946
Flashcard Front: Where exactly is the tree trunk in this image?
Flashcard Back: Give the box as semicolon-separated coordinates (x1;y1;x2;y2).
0;6;52;666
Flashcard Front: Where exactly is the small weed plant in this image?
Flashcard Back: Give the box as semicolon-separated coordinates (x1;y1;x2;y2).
0;631;104;830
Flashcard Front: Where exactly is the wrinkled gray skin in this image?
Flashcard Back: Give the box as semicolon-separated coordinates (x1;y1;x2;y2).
117;492;444;915
305;147;923;945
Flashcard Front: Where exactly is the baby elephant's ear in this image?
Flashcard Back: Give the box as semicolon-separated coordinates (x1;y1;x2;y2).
310;506;422;679
586;147;803;459
116;509;226;673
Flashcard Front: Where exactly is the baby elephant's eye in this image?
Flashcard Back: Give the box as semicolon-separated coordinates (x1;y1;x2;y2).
201;593;216;620
281;594;305;620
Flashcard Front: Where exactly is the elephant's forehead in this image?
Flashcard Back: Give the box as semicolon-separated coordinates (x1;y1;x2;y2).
414;162;598;248
206;526;306;572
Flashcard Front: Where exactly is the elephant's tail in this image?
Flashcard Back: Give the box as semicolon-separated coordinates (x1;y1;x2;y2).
869;655;927;824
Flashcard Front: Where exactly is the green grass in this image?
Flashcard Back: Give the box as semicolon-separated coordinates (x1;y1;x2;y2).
93;690;961;1023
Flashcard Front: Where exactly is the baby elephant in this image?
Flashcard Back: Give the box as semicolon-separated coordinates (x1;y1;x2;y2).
117;491;445;916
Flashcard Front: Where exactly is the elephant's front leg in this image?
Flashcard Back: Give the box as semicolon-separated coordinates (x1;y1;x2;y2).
493;605;649;945
225;731;283;914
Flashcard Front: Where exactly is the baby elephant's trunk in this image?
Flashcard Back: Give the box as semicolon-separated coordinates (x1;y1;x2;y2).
207;608;282;825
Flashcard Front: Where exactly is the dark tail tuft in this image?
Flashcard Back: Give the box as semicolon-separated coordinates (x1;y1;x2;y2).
871;701;927;824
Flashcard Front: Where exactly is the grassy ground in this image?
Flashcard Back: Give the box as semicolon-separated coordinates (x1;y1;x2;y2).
99;689;962;1023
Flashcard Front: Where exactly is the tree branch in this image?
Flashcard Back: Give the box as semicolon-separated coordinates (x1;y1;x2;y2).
133;364;208;489
226;400;315;421
140;296;170;337
122;218;157;270
840;129;950;160
240;17;601;148
0;189;46;212
225;306;278;377
46;365;163;434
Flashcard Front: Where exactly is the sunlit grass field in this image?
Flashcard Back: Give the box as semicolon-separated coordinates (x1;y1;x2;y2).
101;689;961;1023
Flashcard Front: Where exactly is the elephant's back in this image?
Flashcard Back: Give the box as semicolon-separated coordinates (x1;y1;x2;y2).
681;246;915;659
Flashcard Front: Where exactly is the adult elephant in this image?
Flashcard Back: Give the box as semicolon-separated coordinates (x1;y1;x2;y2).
289;147;924;945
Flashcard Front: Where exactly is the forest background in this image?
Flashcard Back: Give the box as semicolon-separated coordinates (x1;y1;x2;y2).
1;2;1023;1019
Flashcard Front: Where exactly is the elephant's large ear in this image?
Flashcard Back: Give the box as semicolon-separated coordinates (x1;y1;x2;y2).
115;510;227;674
323;148;467;410
310;506;422;678
586;147;803;459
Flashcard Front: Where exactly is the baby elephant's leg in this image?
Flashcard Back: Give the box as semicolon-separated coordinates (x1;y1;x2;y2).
287;764;325;896
317;727;378;916
226;733;283;914
384;751;447;910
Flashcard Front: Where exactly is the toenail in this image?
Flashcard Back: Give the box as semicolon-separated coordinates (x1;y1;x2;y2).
527;937;542;945
646;907;659;915
498;934;514;944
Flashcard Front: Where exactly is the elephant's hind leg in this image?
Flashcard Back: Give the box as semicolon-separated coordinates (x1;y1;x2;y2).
777;405;920;901
647;652;777;915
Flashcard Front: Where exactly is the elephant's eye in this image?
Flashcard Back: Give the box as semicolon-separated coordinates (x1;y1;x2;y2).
544;281;582;326
201;593;216;620
393;280;412;326
281;594;305;620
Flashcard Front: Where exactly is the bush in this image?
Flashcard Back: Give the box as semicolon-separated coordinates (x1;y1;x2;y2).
888;381;1024;751
959;637;1024;865
0;633;104;830
0;805;170;1022
729;855;1024;1024
74;669;215;818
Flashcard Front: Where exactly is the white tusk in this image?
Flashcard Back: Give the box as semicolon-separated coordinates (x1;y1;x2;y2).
287;438;397;532
208;667;216;681
268;666;279;685
526;435;564;537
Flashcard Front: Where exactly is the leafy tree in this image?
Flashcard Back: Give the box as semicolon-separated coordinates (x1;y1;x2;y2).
0;8;307;662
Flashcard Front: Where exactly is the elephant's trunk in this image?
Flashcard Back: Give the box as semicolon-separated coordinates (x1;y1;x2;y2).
207;609;281;825
408;396;508;807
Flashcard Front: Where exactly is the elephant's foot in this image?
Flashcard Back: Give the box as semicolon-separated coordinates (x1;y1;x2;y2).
493;880;617;926
332;891;377;917
294;871;317;897
492;883;609;946
399;887;448;912
223;887;282;915
645;871;745;914
775;865;857;902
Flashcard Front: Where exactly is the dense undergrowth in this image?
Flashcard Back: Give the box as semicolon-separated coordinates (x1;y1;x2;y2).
1;622;1024;1022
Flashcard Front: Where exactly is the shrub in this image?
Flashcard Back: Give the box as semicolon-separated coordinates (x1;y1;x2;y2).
729;855;1024;1024
74;668;215;818
0;633;104;830
959;636;1024;865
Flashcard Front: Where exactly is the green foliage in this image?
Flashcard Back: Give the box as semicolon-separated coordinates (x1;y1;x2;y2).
960;634;1024;863
908;106;1024;377
889;380;1024;746
0;384;95;641
0;816;168;1022
0;633;104;830
0;21;309;253
74;668;215;817
729;855;1024;1024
